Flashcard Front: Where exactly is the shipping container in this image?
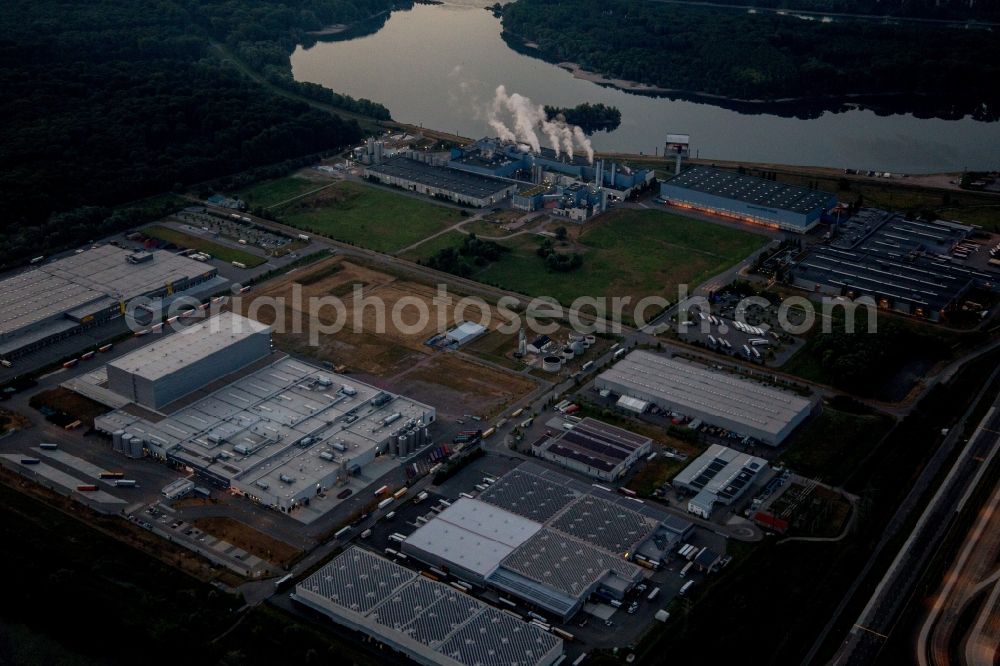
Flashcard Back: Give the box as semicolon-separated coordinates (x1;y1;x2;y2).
679;580;695;595
77;484;99;492
115;479;137;488
374;485;390;496
647;587;661;601
39;442;58;451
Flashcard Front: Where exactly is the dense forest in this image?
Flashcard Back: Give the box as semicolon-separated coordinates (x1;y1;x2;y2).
0;0;393;268
502;0;1000;107
544;103;621;134
670;0;1000;21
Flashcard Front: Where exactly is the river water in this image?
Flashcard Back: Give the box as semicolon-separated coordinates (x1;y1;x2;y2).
291;1;1000;173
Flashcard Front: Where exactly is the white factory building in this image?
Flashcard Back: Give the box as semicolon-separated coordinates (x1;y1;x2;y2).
90;313;436;510
596;351;814;446
106;313;271;409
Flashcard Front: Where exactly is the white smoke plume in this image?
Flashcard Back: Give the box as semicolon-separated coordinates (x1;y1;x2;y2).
484;86;595;164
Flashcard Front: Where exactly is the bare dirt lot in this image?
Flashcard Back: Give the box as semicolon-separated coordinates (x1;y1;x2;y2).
192;516;301;567
240;257;539;420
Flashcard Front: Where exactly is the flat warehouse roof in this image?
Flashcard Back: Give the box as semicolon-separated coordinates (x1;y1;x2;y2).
366;156;514;199
108;312;269;381
673;444;768;502
98;354;435;493
663;165;833;215
496;528;643;599
540;417;650;473
296;547;562;666
402;498;542;579
597;351;812;441
0;245;211;336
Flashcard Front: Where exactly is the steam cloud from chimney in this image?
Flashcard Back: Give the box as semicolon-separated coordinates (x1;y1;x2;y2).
485;85;594;163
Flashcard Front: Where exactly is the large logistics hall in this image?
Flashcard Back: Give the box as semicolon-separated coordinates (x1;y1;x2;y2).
596;351;813;446
363;156;518;208
90;313;436;510
790;208;996;321
0;245;220;360
295;547;564;666
534;417;651;481
400;463;693;621
659;165;836;233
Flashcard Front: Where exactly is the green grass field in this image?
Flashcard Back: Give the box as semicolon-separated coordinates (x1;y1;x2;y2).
274;181;463;253
238;174;332;209
399;230;469;263
475;209;767;305
142;225;265;267
779;407;894;485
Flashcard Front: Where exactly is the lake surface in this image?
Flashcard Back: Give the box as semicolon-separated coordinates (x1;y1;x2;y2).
291;1;1000;173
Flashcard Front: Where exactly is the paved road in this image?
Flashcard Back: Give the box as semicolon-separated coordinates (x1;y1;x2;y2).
916;467;1000;666
825;376;1000;666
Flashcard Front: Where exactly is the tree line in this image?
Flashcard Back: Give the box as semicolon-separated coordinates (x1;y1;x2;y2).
0;0;394;268
502;0;1000;109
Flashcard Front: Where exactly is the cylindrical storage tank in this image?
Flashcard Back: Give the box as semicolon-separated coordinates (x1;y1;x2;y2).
561;346;574;360
129;437;144;459
570;341;585;356
394;435;405;457
584;335;597;347
113;431;124;453
118;433;131;454
567;331;583;343
542;356;562;372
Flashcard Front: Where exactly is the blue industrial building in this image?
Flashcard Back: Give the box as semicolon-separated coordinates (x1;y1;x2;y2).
659;166;836;233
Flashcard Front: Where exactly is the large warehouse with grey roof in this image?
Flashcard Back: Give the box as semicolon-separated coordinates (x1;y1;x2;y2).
400;463;692;621
294;547;563;666
0;245;220;361
596;351;813;445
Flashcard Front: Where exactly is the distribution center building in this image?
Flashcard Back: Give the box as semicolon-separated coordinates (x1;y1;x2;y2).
790;208;995;321
0;245;219;361
596;351;813;446
400;463;692;621
294;547;564;666
659;165;836;233
672;444;770;518
534;417;651;481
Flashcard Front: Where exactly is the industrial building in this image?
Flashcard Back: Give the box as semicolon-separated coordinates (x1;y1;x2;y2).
533;417;651;481
90;313;436;510
790;209;995;321
672;444;770;518
449;138;654;199
401;463;692;621
444;321;487;347
363;156;517;208
659;165;836;233
0;245;220;361
106;313;270;409
596;351;813;446
294;547;564;666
